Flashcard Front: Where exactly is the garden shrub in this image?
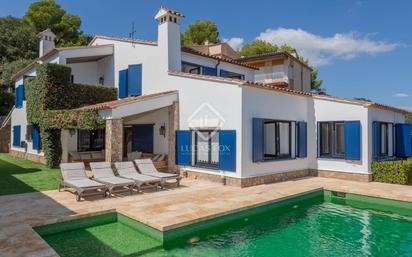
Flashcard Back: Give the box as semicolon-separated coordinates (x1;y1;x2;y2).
40;128;62;168
25;63;117;167
372;160;412;185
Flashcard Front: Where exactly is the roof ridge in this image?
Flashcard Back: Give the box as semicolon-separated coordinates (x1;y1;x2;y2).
90;34;158;46
238;51;313;71
168;70;312;97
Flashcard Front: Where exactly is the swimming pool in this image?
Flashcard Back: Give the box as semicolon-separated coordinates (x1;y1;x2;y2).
34;190;412;257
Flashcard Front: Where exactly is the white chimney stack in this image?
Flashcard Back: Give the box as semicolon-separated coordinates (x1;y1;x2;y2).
37;28;56;57
155;6;184;72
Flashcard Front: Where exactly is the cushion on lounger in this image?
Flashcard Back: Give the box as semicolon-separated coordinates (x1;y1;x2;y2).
90;162;115;178
60;163;87;181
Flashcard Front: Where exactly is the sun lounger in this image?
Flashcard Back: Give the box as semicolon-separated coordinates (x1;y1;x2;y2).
59;163;107;201
89;162;135;196
114;162;161;191
134;159;182;187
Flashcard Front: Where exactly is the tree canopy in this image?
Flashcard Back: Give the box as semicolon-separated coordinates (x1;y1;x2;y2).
0;16;37;64
0;59;34;88
0;0;91;116
181;20;220;46
23;0;90;46
406;113;412;125
238;40;294;57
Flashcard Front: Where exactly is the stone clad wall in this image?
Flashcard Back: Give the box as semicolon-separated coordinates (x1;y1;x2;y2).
105;119;123;162
184;168;371;187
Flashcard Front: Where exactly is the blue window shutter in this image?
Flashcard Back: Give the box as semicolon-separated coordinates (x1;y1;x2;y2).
372;121;381;160
128;64;142;96
32;126;40;150
203;66;217;76
118;69;128;98
296;121;307;158
15;85;23;108
220;69;230;77
253;118;265;162
395;123;412;157
344;121;361;160
175;130;191;165
21;84;25;101
13;125;21;147
219;130;236;171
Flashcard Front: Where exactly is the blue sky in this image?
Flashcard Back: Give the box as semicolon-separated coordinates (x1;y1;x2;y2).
1;0;411;110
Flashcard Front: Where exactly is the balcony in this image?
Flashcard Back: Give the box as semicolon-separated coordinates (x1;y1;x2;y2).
254;71;288;84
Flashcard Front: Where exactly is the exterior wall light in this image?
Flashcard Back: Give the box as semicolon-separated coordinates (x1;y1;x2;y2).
159;123;166;138
99;76;104;85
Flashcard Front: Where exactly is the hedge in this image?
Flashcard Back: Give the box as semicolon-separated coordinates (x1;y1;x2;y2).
372;160;412;185
25;63;117;167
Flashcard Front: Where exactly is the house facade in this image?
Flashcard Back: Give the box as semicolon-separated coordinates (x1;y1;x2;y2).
9;7;411;186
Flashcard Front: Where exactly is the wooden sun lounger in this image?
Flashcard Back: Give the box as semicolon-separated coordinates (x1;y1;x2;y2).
89;162;135;196
59;163;107;201
134;159;182;188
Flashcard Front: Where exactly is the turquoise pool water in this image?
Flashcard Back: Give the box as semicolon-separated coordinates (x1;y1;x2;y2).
36;191;412;257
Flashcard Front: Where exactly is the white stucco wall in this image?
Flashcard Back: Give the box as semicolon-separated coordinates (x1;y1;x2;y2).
157;75;244;178
241;87;315;177
10;69;41;155
91;37;160;94
67;62;99;84
313;98;370;174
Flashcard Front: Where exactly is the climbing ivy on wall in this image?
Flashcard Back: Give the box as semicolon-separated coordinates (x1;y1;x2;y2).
25;63;117;167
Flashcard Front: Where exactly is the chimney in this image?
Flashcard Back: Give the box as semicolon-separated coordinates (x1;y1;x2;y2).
37;28;56;57
155;7;184;72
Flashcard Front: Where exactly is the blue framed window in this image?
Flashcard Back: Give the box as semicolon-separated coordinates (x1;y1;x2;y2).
77;129;105;152
319;122;345;159
318;121;361;161
193;130;220;168
372;122;396;160
263;120;292;160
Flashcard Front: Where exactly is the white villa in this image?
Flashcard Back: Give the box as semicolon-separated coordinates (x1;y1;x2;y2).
6;7;411;186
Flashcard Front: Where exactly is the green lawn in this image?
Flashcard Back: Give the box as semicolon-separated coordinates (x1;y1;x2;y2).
0;153;61;196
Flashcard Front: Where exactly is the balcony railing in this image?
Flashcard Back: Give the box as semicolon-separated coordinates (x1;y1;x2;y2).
254;71;287;83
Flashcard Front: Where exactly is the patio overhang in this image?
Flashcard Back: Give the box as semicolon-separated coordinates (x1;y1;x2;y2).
77;91;179;166
78;91;179;119
60;44;114;64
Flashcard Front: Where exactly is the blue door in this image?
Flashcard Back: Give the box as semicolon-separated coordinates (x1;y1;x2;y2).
131;124;154;153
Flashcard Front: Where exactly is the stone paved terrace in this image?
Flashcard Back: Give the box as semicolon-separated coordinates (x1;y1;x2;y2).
1;177;412;257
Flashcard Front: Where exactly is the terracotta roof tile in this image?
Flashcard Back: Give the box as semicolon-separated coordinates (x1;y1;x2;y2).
313;94;410;114
76;91;178;111
11;44;114;81
181;46;259;70
238;51;313;71
89;35;157;46
168;71;312;97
